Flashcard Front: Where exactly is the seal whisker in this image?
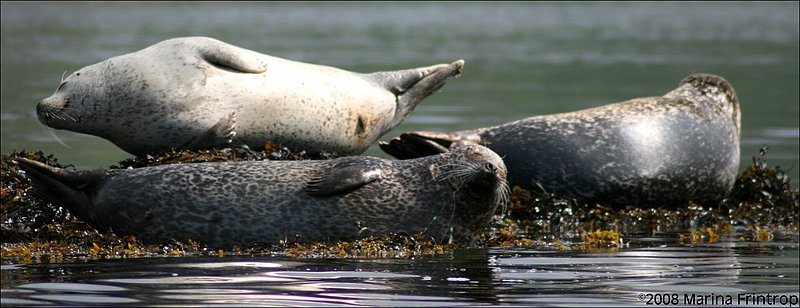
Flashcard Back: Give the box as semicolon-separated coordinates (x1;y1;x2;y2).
53;105;77;122
38;120;72;149
495;181;511;216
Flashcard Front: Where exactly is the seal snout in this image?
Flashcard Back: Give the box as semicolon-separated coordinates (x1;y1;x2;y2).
36;95;73;126
450;144;509;185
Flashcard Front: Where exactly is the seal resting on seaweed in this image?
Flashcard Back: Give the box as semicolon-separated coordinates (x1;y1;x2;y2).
380;73;741;209
36;36;465;156
16;144;508;248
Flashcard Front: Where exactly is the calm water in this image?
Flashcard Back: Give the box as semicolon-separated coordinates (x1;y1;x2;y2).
2;234;800;307
2;233;799;306
1;2;798;181
1;2;799;306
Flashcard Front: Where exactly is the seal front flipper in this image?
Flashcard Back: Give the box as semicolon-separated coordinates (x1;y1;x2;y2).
306;159;383;197
182;112;237;150
379;131;483;159
198;38;267;74
15;158;110;222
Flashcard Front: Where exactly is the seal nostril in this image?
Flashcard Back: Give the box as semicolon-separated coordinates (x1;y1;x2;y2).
36;103;49;119
483;162;496;174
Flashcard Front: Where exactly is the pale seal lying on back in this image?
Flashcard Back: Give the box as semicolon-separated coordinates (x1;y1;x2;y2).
36;36;465;156
16;144;508;248
380;74;741;209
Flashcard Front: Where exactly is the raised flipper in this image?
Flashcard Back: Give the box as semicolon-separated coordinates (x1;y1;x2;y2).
379;131;483;160
367;60;465;128
199;39;268;74
182;112;237;150
306;159;383;197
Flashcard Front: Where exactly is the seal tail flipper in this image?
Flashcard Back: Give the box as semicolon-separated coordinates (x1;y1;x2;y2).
379;131;483;159
367;60;465;128
15;158;108;219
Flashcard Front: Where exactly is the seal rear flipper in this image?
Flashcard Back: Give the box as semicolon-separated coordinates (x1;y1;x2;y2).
306;160;383;197
15;158;109;220
182;112;237;150
379;131;483;159
367;60;465;128
199;39;268;74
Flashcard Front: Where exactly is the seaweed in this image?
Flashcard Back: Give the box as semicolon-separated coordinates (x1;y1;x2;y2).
1;146;798;263
110;142;340;169
483;146;799;249
0;150;105;244
726;146;799;229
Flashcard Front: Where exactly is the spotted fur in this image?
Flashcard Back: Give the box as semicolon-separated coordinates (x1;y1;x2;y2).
381;73;741;209
17;145;507;248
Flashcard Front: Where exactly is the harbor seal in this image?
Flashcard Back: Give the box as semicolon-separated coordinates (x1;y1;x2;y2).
36;36;465;156
16;144;509;248
380;74;741;209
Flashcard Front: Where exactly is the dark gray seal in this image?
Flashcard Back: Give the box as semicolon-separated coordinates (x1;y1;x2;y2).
35;36;465;156
16;144;508;248
380;74;741;209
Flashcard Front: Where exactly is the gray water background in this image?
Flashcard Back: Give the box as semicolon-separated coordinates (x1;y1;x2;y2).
1;2;799;306
1;2;798;184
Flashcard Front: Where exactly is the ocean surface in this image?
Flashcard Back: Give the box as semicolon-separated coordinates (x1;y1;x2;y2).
1;2;798;306
2;233;798;307
1;2;798;181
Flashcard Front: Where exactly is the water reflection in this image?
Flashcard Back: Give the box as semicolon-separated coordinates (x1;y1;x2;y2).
2;237;796;306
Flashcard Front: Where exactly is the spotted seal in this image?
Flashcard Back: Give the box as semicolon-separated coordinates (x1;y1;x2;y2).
380;74;741;209
16;144;508;247
36;36;465;156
